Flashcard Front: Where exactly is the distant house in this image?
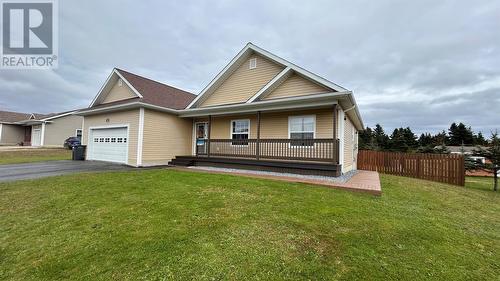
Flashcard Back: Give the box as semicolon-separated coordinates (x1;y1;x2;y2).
0;110;83;147
435;145;497;177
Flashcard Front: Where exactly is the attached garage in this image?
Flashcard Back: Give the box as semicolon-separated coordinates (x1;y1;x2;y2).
87;126;128;164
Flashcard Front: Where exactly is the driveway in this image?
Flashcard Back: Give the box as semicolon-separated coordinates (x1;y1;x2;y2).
0;160;135;182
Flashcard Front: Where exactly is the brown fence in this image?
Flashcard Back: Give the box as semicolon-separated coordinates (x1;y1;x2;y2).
358;150;465;186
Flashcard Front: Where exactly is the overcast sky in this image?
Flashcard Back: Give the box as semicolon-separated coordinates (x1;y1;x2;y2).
1;0;499;135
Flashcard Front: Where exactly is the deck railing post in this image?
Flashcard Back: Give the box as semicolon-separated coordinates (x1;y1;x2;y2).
256;111;261;160
207;115;211;158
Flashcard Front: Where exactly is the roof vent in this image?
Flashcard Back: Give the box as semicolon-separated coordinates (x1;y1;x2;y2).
118;79;123;86
249;58;257;69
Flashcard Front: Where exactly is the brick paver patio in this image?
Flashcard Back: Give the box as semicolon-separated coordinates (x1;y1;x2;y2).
174;167;382;196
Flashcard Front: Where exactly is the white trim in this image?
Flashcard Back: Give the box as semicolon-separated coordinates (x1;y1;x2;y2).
40;122;46;146
115;69;144;99
137;107;145;166
75;128;83;138
87;124;130;165
29;113;36;120
78;101;179;116
246;67;292;103
0;124;3;142
89;69;143;108
248;43;347;92
40;111;77;121
288;115;316;148
181;92;345;117
338;109;345;174
230;119;250;146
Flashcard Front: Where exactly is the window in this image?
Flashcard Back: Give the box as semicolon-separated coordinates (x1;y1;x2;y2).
111;138;116;143
99;138;104;143
123;138;127;143
94;138;99;143
249;58;257;69
76;129;82;141
231;119;250;145
117;138;123;143
289;115;315;147
105;138;110;143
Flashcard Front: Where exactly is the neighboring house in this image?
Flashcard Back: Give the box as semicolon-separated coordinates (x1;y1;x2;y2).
78;43;364;176
0;110;83;147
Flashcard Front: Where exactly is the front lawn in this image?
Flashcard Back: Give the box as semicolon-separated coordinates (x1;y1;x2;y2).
0;170;498;280
0;148;71;165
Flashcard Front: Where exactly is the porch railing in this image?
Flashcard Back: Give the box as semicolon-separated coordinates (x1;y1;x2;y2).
196;138;339;164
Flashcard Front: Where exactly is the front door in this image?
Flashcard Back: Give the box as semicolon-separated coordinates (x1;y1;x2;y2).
195;122;208;155
32;129;41;146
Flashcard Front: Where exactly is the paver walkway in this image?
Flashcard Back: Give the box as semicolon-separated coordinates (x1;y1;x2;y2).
174;167;382;195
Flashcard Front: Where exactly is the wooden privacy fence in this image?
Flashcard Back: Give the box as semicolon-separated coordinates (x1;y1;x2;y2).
357;150;465;186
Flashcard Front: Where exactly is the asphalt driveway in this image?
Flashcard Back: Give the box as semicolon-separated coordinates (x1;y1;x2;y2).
0;160;134;182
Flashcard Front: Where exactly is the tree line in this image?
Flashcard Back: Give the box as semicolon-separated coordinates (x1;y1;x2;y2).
359;122;489;153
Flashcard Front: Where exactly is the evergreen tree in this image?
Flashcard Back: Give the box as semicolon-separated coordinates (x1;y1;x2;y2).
448;122;474;145
359;127;375;150
418;133;433;147
373;124;389;150
473;131;487;146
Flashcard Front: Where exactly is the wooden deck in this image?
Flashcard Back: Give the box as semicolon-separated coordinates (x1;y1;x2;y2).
169;156;342;177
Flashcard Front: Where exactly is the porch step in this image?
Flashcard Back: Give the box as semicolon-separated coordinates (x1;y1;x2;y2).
168;157;194;167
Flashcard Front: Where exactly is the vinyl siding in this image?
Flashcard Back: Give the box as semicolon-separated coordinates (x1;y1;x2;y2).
82;109;139;166
199;54;284;107
263;73;330;100
343;116;356;172
43;115;83;146
0;124;24;145
102;80;136;104
141;109;192;166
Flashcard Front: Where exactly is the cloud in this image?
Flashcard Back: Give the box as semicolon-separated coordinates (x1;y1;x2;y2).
0;0;499;134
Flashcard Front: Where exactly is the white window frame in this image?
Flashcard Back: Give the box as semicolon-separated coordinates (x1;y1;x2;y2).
75;129;82;138
249;58;257;69
288;115;316;148
230;119;250;146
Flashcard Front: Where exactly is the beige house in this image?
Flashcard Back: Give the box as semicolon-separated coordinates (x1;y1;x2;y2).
0;110;83;147
79;43;363;176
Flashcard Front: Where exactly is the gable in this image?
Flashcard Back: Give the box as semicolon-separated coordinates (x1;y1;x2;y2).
262;73;330;100
101;79;137;104
199;54;284;107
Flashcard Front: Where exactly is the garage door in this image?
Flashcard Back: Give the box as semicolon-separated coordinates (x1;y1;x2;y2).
88;127;128;164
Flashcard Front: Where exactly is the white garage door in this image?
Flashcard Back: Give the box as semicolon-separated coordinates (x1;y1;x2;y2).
88;127;128;164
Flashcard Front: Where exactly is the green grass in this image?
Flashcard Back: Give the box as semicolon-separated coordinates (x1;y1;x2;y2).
0;170;499;280
0;148;71;165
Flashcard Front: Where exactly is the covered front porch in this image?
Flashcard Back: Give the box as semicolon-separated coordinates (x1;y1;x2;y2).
171;104;343;176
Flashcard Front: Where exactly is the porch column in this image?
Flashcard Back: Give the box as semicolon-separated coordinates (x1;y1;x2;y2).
256;111;261;160
207;115;211;157
332;104;339;164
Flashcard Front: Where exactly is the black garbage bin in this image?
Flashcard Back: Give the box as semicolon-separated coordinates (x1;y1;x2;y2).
72;145;86;160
